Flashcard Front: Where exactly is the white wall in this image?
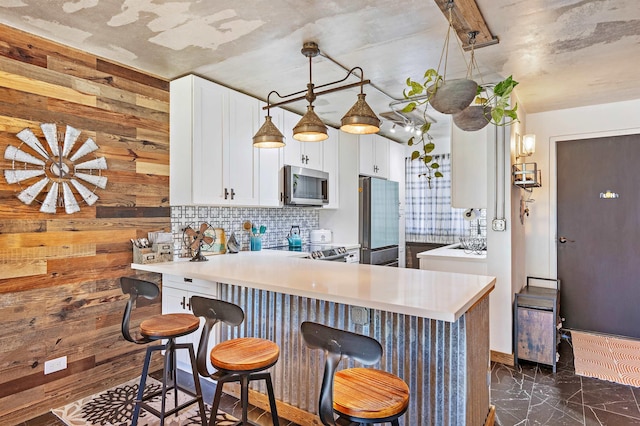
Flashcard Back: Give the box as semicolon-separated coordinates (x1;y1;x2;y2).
525;99;640;280
485;122;519;355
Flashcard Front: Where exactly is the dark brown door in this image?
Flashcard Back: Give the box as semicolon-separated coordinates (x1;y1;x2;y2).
557;134;640;338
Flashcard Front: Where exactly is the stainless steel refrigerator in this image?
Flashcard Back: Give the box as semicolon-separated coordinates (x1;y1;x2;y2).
359;176;399;266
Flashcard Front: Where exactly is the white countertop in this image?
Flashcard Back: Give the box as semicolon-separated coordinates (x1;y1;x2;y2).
132;251;495;322
417;243;487;261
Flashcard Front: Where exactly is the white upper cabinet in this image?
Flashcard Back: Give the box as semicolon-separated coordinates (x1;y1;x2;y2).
359;134;389;179
258;105;285;207
170;75;260;206
224;89;260;205
450;122;488;209
282;109;323;171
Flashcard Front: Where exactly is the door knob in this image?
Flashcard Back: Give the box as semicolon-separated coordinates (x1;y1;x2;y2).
558;237;575;243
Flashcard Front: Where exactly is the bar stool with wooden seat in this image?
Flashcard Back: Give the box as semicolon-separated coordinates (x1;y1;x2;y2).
301;321;410;426
190;295;280;426
120;277;207;426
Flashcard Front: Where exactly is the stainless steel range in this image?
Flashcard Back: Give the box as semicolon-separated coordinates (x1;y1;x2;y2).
269;244;350;262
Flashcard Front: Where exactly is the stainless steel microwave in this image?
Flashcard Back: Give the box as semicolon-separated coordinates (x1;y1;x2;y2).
284;165;329;206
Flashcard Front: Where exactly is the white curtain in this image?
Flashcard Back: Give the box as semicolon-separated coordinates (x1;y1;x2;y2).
405;154;469;243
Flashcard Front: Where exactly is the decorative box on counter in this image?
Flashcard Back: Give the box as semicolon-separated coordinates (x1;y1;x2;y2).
133;244;172;264
132;231;173;264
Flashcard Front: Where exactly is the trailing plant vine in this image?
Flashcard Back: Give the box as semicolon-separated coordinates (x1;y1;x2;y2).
399;69;519;186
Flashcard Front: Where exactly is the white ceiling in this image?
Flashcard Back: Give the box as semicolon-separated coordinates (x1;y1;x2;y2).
1;0;639;143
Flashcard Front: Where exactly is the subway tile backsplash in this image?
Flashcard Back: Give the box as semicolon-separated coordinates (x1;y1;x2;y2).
171;205;320;257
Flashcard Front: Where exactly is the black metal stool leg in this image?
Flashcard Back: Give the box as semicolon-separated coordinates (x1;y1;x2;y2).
209;376;227;426
265;374;279;426
240;374;250;425
186;342;207;426
132;346;153;426
168;339;179;418
160;340;173;424
255;372;279;426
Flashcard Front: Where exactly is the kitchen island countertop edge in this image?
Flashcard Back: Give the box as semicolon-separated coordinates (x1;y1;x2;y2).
132;252;495;322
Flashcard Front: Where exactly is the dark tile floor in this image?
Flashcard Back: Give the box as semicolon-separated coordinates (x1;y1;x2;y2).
492;338;640;425
20;338;640;426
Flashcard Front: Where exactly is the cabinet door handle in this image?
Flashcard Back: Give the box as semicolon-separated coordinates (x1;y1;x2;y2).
301;154;305;164
306;155;309;164
280;192;284;202
180;296;186;309
224;188;229;199
230;188;235;199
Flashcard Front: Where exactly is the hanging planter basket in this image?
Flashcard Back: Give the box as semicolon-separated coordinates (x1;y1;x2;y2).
453;104;492;131
428;78;478;115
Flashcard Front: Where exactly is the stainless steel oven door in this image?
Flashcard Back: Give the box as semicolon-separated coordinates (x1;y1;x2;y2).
361;245;399;266
318;253;348;262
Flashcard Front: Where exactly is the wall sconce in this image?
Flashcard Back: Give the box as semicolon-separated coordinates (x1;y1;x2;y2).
516;133;536;160
253;41;381;148
513;132;540;189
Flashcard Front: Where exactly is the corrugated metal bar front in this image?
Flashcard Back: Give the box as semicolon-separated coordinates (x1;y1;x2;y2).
220;284;467;425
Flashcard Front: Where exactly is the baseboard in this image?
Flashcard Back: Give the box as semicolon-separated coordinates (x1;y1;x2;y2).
491;350;514;366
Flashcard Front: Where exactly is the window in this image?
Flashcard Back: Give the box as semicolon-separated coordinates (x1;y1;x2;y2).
405;155;484;243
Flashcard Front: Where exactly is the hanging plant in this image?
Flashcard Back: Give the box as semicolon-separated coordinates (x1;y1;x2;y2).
400;72;520;185
475;76;519;125
399;2;520;185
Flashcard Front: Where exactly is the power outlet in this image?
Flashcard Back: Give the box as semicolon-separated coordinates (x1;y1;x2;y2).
492;219;506;232
44;356;67;375
351;306;369;325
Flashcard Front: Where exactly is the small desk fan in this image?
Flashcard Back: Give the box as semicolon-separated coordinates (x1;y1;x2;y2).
183;222;214;262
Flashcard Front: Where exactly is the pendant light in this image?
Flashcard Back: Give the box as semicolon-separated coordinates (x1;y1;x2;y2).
253;41;380;148
292;43;328;142
252;112;285;148
293;104;328;142
340;92;380;134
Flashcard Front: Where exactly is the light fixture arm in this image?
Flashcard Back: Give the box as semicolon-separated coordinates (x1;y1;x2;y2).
254;41;380;147
262;67;370;111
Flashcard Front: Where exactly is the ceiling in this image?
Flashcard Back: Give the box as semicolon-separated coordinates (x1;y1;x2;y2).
1;0;639;143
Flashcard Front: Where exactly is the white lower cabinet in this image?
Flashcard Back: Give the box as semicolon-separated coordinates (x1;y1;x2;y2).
345;248;360;264
161;274;219;374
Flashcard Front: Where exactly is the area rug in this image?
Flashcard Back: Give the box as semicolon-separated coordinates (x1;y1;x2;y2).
572;330;640;387
52;377;239;425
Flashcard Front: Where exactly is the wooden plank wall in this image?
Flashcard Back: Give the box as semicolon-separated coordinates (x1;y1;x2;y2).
0;24;170;423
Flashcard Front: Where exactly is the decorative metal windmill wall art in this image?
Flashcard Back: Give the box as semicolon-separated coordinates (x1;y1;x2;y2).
3;123;108;214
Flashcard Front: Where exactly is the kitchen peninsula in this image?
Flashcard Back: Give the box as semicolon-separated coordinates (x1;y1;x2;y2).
132;253;496;425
